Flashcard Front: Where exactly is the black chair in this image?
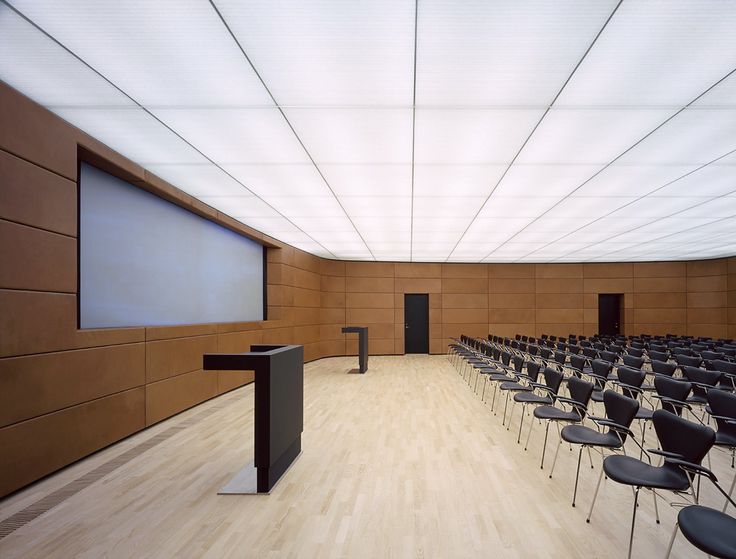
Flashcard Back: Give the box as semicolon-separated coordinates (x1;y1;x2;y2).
600;350;618;365
708;388;736;511
569;354;592;377
652;375;692;417
594;410;715;559
648;349;669;362
532;375;593;469
516;367;565;448
664;461;736;559
676;354;703;369
588;359;614;404
651;359;677;377
499;360;542;426
582;346;598;359
622;354;644;370
558;390;639;507
627;347;644;358
682;365;722;410
714;359;736;391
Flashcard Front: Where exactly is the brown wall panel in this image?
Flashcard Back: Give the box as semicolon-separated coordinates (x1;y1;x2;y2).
442;293;488;308
145;370;218;426
0;220;77;292
687;275;727;292
395;263;441;278
535;293;583;309
489;293;536;309
0;344;145;428
633;292;686;309
583;278;634;293
489;278;536;293
0;388;145;498
0;150;77;236
535;264;583;278
145;335;217;383
346;292;394;308
346;276;394;293
633;262;687;277
488;263;534;278
633;277;686;293
583;263;633;278
440;278;484;293
395;277;443;293
534;278;583;293
217;370;254;394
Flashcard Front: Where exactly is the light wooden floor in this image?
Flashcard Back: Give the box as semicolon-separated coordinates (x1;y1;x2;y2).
0;355;729;558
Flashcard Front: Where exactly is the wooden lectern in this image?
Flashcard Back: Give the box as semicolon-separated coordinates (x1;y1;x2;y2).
203;344;303;494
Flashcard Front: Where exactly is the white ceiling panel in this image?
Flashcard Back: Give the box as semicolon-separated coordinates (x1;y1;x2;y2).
7;0;273;106
413;165;507;197
517;109;672;165
52;107;207;165
285;108;413;164
557;0;736;107
416;0;618;106
321;165;412;197
573;165;697;197
223;164;331;197
215;0;415;106
414;109;545;164
494;164;601;197
144;164;251;198
3;1;735;263
0;7;133;107
151;109;310;164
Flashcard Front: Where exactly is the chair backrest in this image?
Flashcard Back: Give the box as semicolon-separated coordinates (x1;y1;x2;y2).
648;349;669;362
539;347;552;359
526;361;542;382
608;344;624;355
554;351;567;365
682;366;722;399
603;390;639;443
501;351;512;367
630;341;645;350
591;359;613;379
701;350;724;362
626;347;644;358
582;347;597;358
567;376;594;419
713;360;736;374
654;376;692;416
653;410;716;474
672;347;693;357
707;389;736;444
569;354;587;373
600;350;618;364
622;354;644;369
513;354;524;373
543;367;564;395
676;354;703;368
527;344;539;356
616;366;646;400
651;359;677;377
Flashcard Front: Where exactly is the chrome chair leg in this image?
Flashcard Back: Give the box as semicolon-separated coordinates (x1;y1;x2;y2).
540;421;551;469
627;487;641;559
664;522;679;559
571;445;584;506
524;413;535;451
587;464;605;523
549;437;563;480
652;489;660;524
517;403;526;444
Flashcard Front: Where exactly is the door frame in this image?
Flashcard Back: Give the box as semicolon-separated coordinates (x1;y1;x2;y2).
404;293;429;354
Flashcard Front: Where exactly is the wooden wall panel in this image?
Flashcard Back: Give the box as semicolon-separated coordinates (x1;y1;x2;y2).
729;258;736;339
0;388;145;498
686;258;728;338
145;369;218;426
346;262;395;355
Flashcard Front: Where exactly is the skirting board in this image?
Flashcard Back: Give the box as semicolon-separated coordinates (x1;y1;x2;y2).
218;453;302;495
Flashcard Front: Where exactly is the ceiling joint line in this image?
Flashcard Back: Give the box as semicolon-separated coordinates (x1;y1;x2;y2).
523;147;736;262
500;63;736;263
410;0;418;262
549;183;736;263
208;0;376;260
1;0;337;258
444;0;625;262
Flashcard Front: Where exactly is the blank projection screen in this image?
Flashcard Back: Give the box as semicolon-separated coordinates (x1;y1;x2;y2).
80;162;264;328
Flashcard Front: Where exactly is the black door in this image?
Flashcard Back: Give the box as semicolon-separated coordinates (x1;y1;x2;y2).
598;294;622;335
404;294;429;354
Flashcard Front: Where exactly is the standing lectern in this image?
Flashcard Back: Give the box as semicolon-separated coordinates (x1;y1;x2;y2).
203;344;303;494
342;326;368;373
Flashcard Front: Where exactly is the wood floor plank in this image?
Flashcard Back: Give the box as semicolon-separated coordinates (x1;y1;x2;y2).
0;355;727;558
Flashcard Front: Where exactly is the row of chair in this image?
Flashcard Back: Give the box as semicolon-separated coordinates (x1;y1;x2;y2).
448;334;736;559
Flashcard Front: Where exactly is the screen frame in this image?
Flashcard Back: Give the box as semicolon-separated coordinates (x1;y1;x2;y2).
76;150;268;330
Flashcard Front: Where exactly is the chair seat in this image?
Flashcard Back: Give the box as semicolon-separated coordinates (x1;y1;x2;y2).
603;455;689;490
678;505;736;559
487;373;511;382
716;431;736;448
560;425;621;448
533;405;580;422
687;394;708;405
499;381;532;392
514;392;553;405
635;407;654;421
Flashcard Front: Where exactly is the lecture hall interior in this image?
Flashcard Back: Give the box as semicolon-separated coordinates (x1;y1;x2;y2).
1;1;736;558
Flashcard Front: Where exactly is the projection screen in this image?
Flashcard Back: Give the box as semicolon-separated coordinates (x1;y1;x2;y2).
79;162;264;328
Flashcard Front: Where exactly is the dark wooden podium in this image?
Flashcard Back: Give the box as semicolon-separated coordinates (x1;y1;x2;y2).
203;344;303;494
342;326;368;373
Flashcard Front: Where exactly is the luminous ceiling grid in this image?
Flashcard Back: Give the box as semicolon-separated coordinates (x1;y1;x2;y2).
589;211;736;262
543;147;736;262
1;0;340;258
208;0;376;260
486;65;736;263
443;0;624;261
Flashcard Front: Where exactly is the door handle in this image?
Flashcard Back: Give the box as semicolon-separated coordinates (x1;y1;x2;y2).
405;324;409;329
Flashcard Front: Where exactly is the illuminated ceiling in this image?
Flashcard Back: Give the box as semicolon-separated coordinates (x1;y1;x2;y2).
1;0;735;262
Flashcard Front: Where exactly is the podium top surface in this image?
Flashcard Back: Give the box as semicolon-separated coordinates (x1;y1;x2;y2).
203;344;303;371
342;326;368;333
